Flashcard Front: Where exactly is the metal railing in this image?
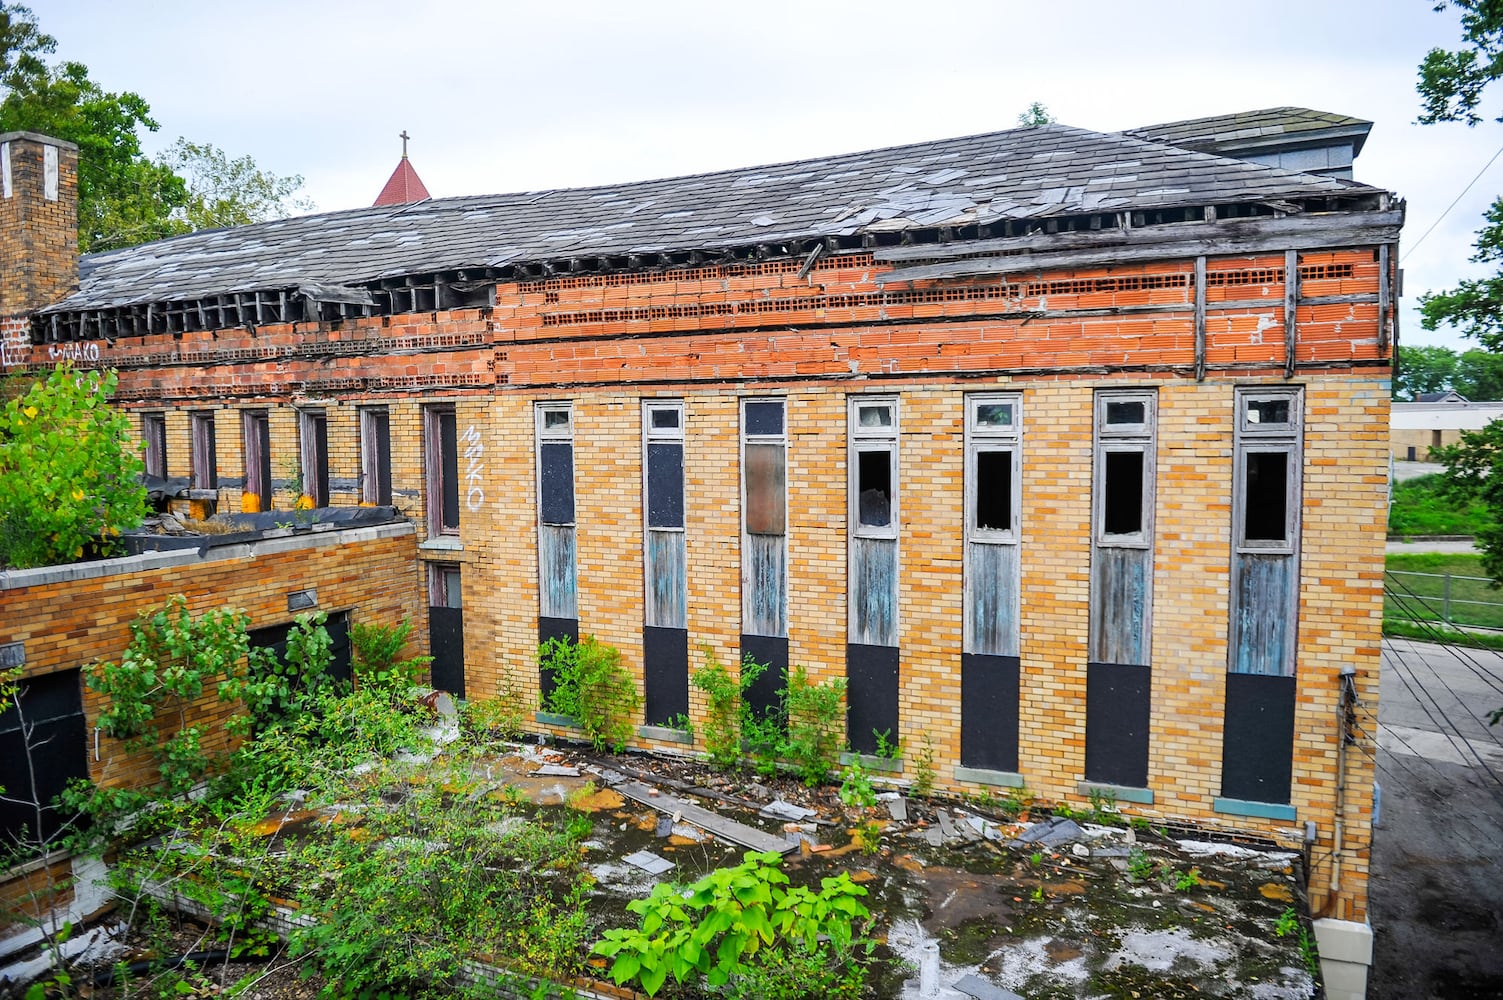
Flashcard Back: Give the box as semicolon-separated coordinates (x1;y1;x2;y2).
1385;569;1503;631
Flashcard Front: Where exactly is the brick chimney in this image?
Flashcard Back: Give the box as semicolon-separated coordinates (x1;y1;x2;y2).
0;131;79;316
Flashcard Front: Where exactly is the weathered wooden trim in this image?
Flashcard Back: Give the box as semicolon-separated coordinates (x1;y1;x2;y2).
875;219;1404;286
874;209;1403;263
1377;243;1392;354
1194;256;1207;382
1284;249;1300;379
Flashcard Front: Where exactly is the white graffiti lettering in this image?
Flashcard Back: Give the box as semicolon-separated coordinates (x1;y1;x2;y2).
461;423;485;511
0;324;27;368
46;341;100;365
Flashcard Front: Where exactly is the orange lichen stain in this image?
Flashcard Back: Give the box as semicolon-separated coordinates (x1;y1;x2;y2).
569;787;626;812
849;870;877;883
1260;882;1295;902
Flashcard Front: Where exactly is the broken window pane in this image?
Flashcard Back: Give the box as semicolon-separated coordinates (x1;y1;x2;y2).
857;403;893;429
1103;451;1145;535
539;442;575;525
974;449;1013;531
744;442;785;535
1243;451;1288;542
857;449;892;527
143;414;166;480
647;442;684;528
543;408;571;432
650;406;680;431
1246;398;1291;426
975;403;1013;429
1105;401;1146;426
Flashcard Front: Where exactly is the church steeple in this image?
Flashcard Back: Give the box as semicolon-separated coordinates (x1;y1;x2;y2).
373;130;431;206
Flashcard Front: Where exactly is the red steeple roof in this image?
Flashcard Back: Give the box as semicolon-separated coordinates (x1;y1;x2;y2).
373;156;430;206
374;132;431;206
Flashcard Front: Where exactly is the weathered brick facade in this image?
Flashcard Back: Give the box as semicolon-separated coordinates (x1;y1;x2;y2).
0;133;78;317
0;119;1395;934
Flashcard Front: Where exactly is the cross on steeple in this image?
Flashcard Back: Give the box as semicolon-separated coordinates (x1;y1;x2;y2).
399;130;410;159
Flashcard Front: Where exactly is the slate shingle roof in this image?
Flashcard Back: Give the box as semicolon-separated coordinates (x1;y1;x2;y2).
47;121;1384;315
1124;107;1372;157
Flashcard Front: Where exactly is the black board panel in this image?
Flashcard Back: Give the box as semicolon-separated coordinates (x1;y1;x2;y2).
429;606;466;699
249;612;352;686
740;633;789;724
846;643;899;755
1221;671;1297;804
961;653;1020;772
644;626;689;725
1085;661;1151;788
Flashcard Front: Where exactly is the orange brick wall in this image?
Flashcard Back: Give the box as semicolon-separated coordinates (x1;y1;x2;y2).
0;525;424;791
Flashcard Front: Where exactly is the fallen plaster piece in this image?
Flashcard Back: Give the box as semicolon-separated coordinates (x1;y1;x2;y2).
1105;928;1232;973
952;973;1024;1000
619;782;795;855
888;797;909;822
623;850;675;876
1175;839;1266;859
0;922;126;991
533;764;582;777
759;799;816;822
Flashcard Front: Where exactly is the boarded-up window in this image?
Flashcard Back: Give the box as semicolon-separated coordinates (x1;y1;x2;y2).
743;398;788;639
644;400;687;630
537;401;577;622
965;393;1021;657
1090;390;1157;667
190;411;217;490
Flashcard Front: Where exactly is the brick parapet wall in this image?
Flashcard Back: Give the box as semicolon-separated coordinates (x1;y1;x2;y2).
0;524;424;791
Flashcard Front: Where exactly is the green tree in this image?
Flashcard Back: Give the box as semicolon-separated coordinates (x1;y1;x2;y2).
1455;348;1503;399
0;3;309;251
0;364;146;569
161;138;312;233
1395;344;1461;398
1017;101;1056;127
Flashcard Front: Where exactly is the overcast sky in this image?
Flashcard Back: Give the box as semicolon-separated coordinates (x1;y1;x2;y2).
36;0;1503;351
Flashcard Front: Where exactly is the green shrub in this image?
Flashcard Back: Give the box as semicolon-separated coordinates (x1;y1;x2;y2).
351;617;432;699
539;635;641;752
785;667;845;786
691;649;766;771
0;364;147;570
592;851;871;997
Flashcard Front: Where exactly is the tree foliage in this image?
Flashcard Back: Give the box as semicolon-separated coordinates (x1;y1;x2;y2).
0;3;309;251
0;364;146;569
1394;343;1503;399
1017;101;1056;127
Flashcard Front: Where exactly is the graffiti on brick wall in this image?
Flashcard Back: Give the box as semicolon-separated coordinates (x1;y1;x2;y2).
0;323;27;367
46;342;100;365
461;424;484;511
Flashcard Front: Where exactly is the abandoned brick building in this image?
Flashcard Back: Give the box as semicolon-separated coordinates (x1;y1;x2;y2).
0;108;1394;978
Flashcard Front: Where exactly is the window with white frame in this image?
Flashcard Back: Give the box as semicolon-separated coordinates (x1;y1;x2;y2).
643;399;686;629
850;397;898;539
1234;390;1302;553
1094;391;1156;548
742;398;787;639
537;401;577;622
963;393;1021;657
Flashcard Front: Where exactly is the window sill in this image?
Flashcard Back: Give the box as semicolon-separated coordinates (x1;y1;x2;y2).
1213;797;1296;821
839;751;904;774
420;537;464;552
639;725;692;745
953;766;1025;789
535;711;581;730
1076;781;1154;805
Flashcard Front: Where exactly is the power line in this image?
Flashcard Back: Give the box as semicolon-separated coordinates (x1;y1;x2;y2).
1401;140;1503;264
1381;637;1503;796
